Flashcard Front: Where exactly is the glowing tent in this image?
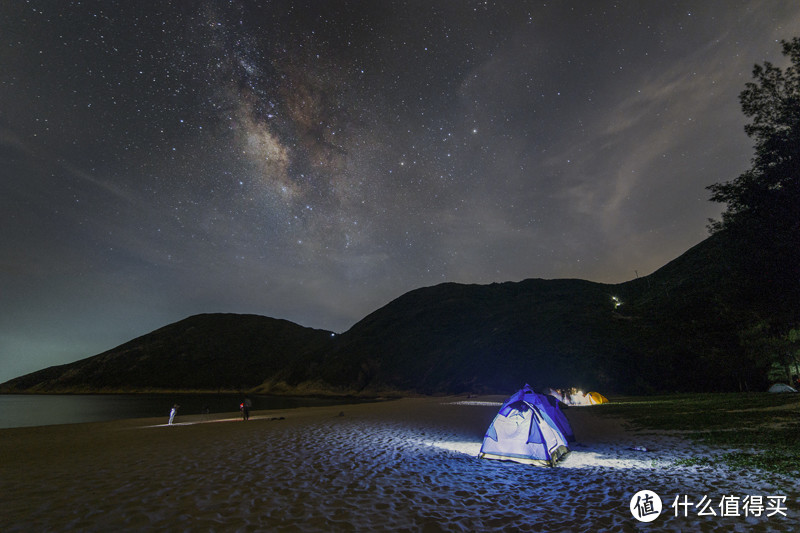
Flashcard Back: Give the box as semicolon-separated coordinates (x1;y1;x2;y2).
479;385;571;466
546;388;609;407
768;383;797;393
585;392;609;405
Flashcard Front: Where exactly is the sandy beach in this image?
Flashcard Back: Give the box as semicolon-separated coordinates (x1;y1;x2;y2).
1;396;797;531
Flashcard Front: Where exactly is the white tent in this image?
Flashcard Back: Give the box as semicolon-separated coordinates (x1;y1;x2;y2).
479;385;570;466
768;383;797;393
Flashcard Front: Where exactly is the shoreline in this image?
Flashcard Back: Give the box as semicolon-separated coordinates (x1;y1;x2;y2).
0;391;392;430
2;396;797;531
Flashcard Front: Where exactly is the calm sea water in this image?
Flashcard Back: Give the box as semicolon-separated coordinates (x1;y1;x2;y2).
0;394;359;429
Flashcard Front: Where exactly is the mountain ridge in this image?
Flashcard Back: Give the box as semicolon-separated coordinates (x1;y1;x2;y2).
0;232;775;395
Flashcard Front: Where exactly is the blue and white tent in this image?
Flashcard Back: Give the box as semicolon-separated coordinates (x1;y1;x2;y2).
479;385;572;466
537;392;575;443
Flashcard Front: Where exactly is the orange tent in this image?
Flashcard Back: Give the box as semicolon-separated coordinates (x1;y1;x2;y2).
586;392;609;405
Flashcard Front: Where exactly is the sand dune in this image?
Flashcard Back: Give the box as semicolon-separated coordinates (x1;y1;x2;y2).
1;397;796;531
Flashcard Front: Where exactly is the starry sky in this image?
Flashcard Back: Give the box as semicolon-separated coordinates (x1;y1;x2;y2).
2;1;799;383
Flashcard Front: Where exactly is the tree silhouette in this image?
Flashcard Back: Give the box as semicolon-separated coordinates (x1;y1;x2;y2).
707;38;800;319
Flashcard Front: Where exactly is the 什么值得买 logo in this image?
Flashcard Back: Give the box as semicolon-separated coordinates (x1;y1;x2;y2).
629;490;788;522
630;490;662;522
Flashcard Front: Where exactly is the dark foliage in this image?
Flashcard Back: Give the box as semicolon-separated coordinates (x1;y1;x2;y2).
707;38;800;322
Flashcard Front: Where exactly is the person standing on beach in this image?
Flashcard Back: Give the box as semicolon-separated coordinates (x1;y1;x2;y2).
168;404;179;425
241;396;252;421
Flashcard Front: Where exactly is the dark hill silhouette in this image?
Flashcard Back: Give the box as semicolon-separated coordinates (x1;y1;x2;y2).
608;231;753;392
0;232;771;395
264;232;755;395
273;278;624;395
0;314;334;393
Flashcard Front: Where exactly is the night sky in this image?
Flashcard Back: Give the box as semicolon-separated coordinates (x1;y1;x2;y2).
2;1;799;383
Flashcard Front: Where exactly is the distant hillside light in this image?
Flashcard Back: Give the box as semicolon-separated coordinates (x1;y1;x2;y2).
612;296;623;309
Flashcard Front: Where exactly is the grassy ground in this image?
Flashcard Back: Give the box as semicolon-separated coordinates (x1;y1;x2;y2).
594;392;800;474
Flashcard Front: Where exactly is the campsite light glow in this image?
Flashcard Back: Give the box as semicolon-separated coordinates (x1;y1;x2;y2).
425;440;482;456
423;437;664;470
427;400;660;471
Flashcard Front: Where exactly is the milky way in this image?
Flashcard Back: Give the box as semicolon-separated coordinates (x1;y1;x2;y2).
2;1;799;381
